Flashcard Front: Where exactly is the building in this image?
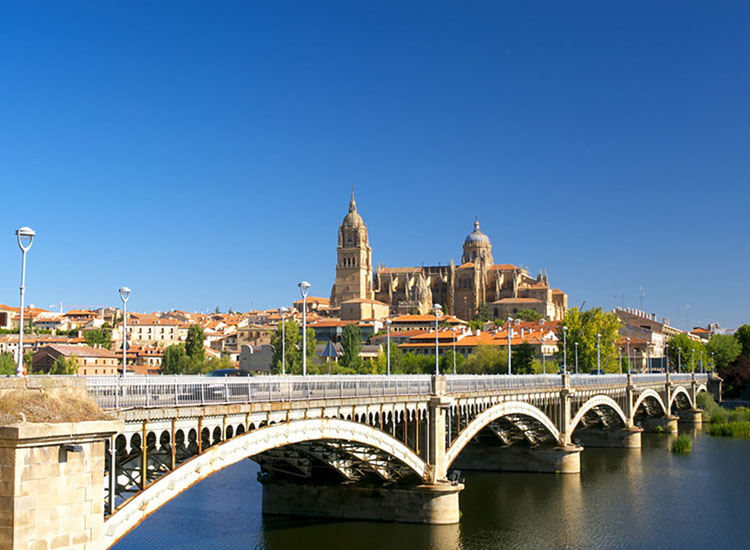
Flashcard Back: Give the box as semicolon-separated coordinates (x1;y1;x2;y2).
32;344;119;375
329;193;568;321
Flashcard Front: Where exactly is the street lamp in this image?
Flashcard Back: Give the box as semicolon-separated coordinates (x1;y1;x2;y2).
691;348;695;373
279;307;289;375
626;337;631;374
678;347;682;373
700;350;704;373
619;348;623;374
711;351;715;372
574;341;579;374
298;281;310;376
386;318;392;376
15;227;35;376
451;327;458;375
507;317;513;375
433;304;442;375
562;326;567;374
665;343;669;373
119;287;130;378
596;333;601;374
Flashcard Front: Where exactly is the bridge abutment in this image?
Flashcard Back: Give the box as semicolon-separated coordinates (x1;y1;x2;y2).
260;478;462;524
0;420;121;550
640;415;679;433
676;409;703;424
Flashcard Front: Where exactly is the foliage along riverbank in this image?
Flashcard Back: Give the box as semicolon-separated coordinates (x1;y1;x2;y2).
698;393;750;439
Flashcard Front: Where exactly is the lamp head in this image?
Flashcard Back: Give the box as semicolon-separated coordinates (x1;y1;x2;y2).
16;226;35;252
119;286;131;303
433;303;442;316
298;281;311;298
279;306;288;314
385;318;392;326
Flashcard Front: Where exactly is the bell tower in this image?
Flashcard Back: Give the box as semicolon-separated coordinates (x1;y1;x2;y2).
330;190;374;308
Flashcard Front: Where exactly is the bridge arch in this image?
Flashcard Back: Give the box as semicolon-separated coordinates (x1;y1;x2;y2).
697;384;708;395
104;418;426;548
669;386;693;411
569;395;628;433
444;401;560;468
632;389;668;420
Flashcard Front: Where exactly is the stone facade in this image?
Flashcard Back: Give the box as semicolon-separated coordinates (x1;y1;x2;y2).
329;194;568;321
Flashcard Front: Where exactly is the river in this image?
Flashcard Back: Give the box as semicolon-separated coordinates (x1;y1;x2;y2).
113;428;749;549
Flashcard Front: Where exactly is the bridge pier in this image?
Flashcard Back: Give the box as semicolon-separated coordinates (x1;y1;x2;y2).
452;444;582;474
574;426;642;448
676;409;703;424
640;415;679;433
0;420;121;550
260;477;462;524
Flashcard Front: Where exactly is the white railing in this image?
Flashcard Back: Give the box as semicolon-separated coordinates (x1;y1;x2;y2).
84;372;707;410
85;375;433;409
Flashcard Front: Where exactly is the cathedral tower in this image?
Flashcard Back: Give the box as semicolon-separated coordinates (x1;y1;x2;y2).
462;217;493;265
330;190;374;308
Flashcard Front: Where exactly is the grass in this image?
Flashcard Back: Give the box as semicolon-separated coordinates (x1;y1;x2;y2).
671;435;693;454
708;422;750;439
0;389;110;425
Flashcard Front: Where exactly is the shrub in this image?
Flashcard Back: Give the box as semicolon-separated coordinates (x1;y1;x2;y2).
671;435;693;454
697;393;721;422
708;422;750;438
653;425;664;434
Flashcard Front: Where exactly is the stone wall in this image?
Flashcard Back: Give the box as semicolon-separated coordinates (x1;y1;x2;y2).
0;420;121;550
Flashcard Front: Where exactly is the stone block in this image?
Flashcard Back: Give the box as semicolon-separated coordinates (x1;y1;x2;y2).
28;540;49;550
50;534;70;549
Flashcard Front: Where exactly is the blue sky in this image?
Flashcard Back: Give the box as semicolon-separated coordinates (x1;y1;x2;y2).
1;1;748;329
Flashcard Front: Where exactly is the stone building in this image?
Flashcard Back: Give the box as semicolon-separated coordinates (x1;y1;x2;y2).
330;194;568;321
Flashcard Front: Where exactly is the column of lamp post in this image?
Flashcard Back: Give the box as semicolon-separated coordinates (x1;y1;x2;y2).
386;318;392;376
507;317;512;375
451;326;457;375
562;326;567;374
433;304;442;375
15;227;36;376
574;341;579;374
119;287;130;377
626;337;631;374
279;307;288;375
299;281;310;376
596;333;601;373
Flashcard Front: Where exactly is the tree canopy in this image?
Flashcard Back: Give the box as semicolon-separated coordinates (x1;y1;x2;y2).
269;319;318;374
0;352;15;375
734;324;750;358
667;334;707;372
50;354;79;375
557;307;621;372
185;324;205;361
84;325;112;350
340;324;363;370
515;309;543;322
706;334;741;369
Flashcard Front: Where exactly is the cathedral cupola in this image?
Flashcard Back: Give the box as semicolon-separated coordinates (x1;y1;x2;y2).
342;189;364;228
462;217;493;265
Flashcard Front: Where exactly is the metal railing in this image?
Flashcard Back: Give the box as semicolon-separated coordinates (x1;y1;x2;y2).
85;375;433;409
84;372;708;410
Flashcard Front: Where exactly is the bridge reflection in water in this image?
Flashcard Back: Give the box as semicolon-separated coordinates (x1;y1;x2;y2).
86;372;713;548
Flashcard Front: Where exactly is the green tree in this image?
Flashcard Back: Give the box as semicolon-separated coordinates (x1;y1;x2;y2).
557;307;621;373
462;345;507;374
706;334;741;370
84;325;112;350
734;324;750;358
475;303;490;322
269;319;317;374
49;354;79;374
162;343;188;374
340;324;363;370
0;352;15;375
667;334;706;372
185;324;205;361
512;342;535;374
515;309;542;322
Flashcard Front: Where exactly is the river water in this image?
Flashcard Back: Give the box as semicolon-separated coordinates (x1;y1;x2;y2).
114;428;749;550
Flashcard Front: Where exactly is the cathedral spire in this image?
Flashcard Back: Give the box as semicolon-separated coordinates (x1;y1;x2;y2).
349;186;357;213
474;215;480;232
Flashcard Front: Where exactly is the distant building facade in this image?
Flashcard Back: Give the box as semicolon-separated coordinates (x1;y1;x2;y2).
329;193;568;321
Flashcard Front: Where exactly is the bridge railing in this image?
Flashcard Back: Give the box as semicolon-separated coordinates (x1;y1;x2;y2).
85;375;434;409
445;374;562;393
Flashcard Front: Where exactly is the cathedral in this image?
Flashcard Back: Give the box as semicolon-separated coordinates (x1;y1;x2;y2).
330;192;568;321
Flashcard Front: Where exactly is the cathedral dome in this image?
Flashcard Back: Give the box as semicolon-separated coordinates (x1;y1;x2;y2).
464;218;490;246
342;191;364;228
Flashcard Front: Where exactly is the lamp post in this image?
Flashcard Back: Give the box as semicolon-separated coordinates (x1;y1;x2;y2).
451;327;458;375
645;344;650;373
596;333;601;374
562;326;567;374
507;317;513;375
619;348;622;374
665;343;669;373
626;337;631;374
386;318;392;376
279;307;288;375
690;348;695;372
678;347;682;373
433;304;442;375
574;342;579;374
700;350;704;373
119;287;130;378
15;227;35;376
298;281;310;375
711;351;715;372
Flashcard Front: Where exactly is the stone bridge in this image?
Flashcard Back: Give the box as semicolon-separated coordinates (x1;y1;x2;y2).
0;372;715;549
